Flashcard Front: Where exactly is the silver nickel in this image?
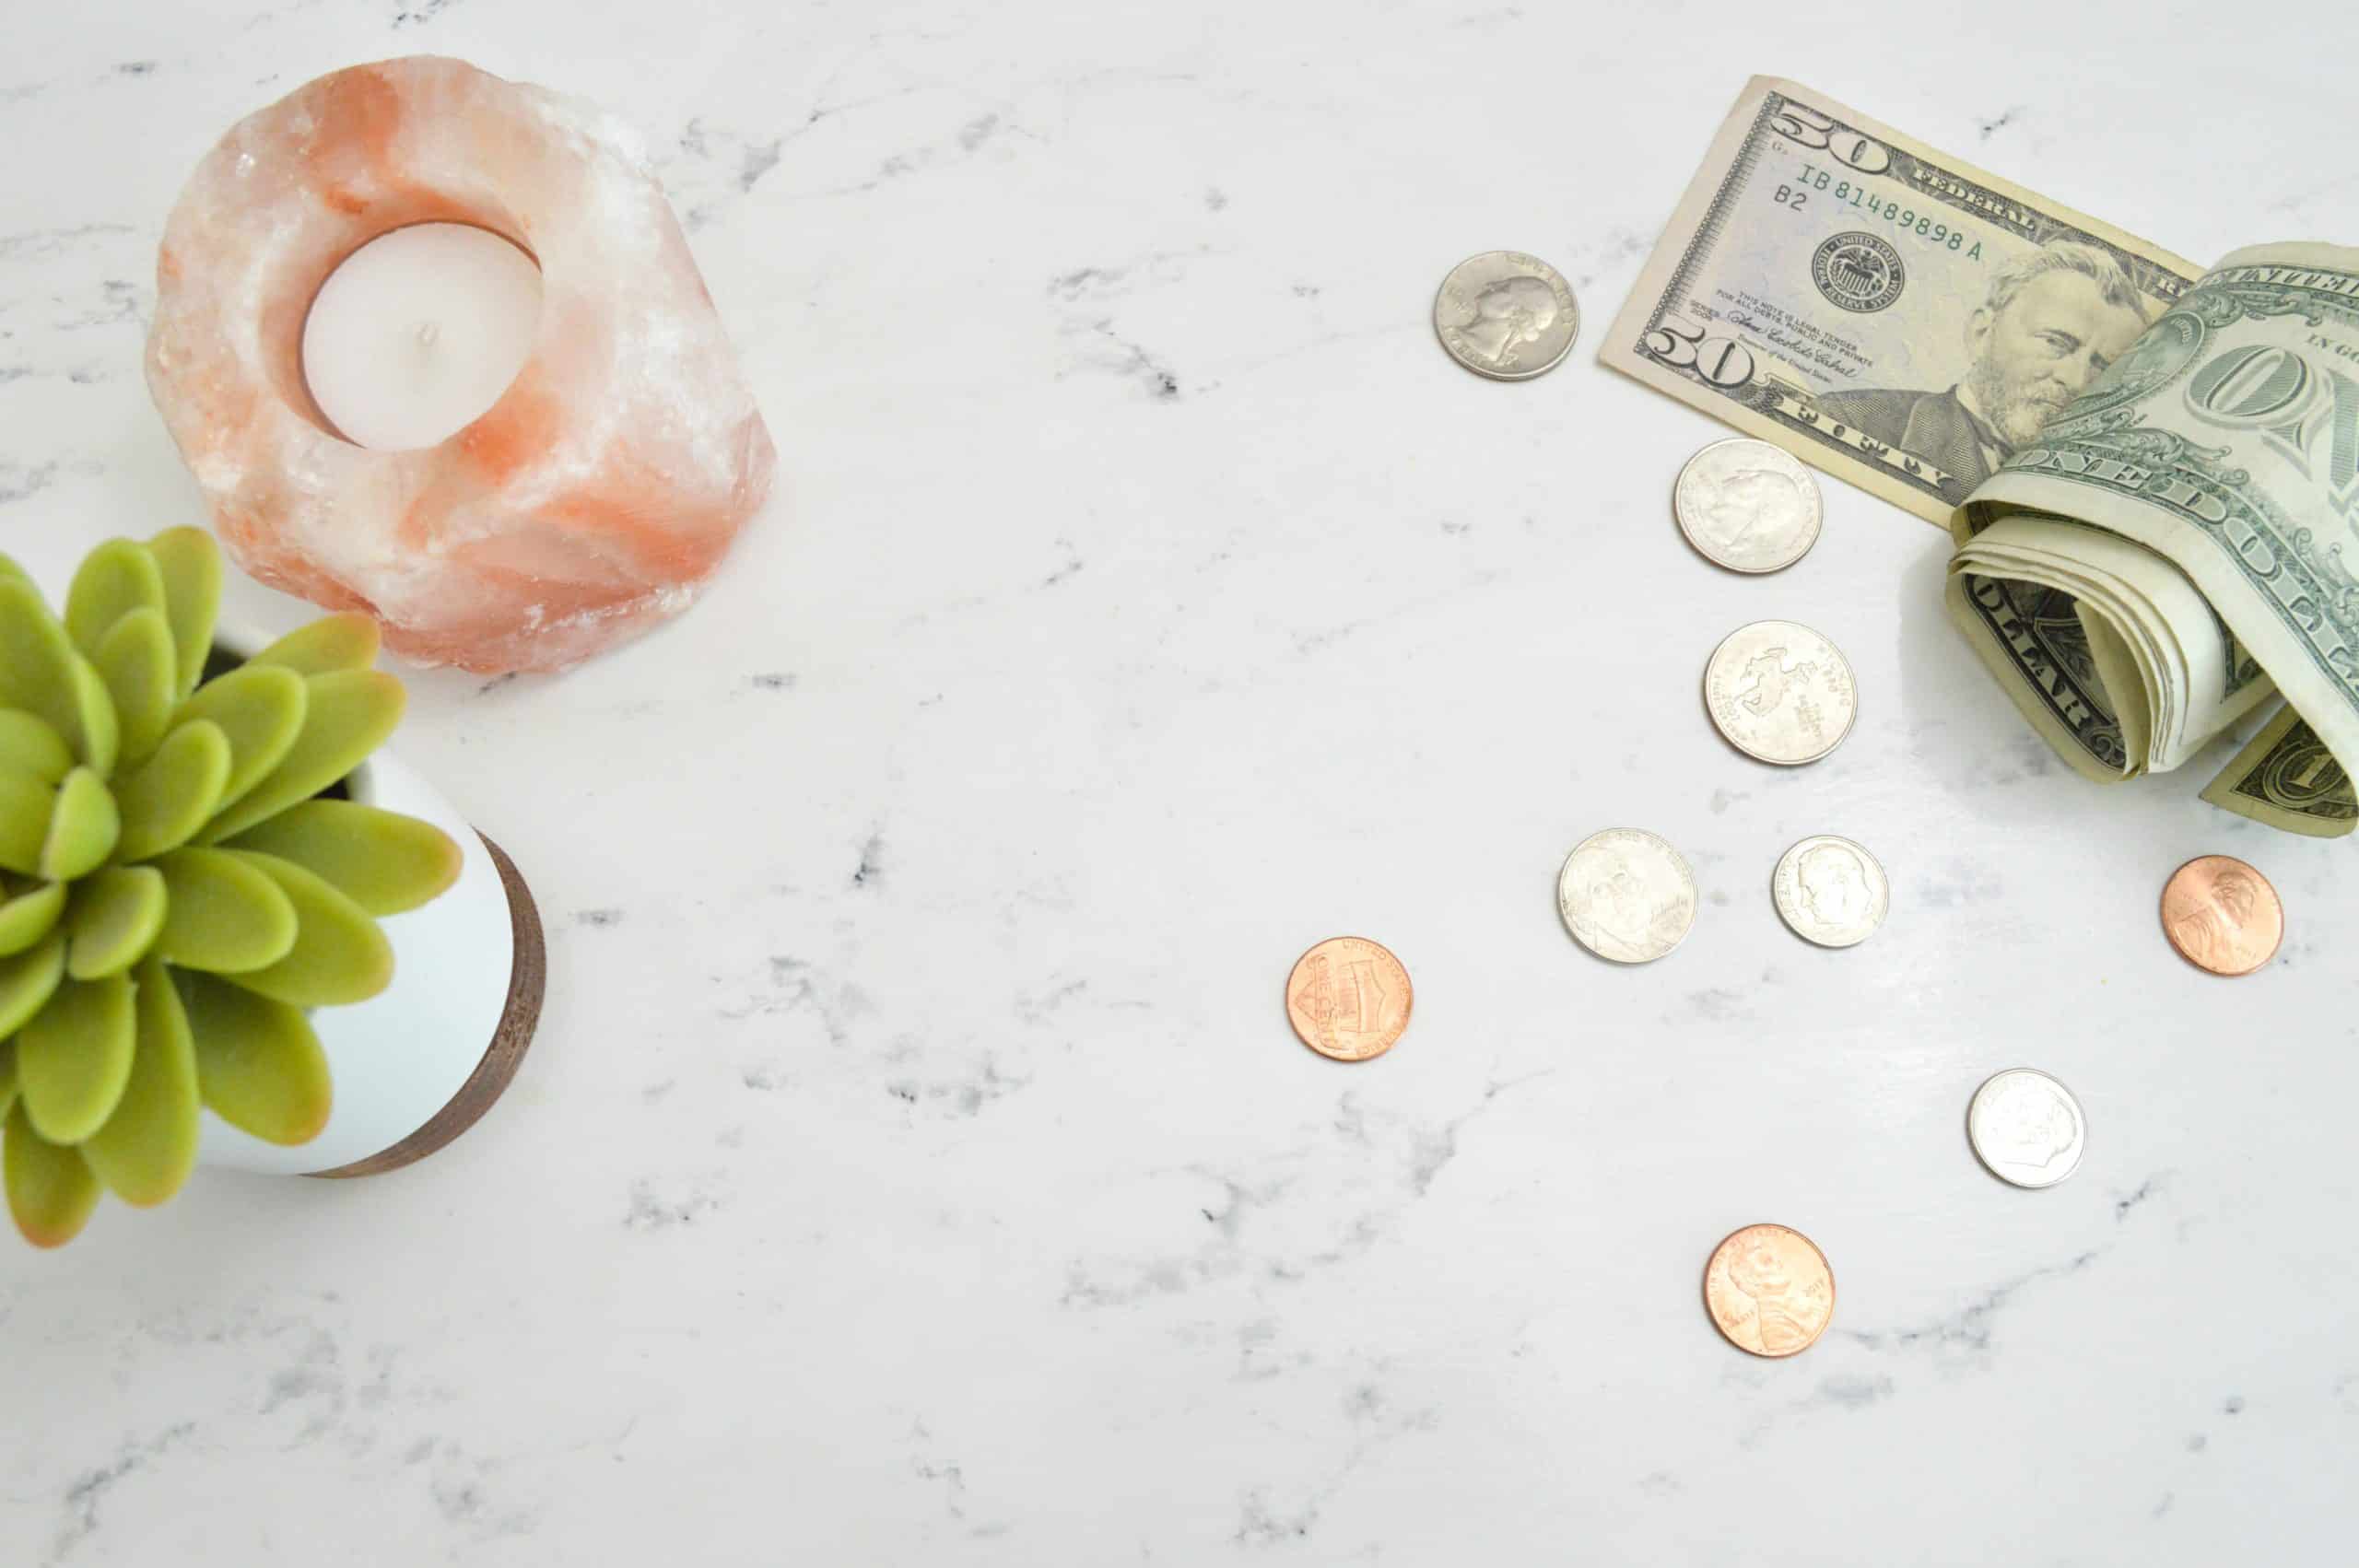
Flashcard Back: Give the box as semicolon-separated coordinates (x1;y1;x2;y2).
1967;1069;2086;1189
1675;439;1824;573
1433;252;1579;381
1771;836;1888;948
1557;828;1696;964
1703;620;1859;766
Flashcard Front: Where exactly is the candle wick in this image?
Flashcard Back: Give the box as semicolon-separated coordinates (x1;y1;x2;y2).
415;321;440;350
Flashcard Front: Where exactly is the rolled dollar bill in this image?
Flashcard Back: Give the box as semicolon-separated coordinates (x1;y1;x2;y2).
1952;243;2359;835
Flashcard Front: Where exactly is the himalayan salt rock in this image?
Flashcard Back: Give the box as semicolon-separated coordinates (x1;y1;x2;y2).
144;55;775;673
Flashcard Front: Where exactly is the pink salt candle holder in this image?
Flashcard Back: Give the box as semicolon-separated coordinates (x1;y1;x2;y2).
145;55;776;673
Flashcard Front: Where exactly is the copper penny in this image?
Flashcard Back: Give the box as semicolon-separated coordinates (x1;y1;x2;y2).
1285;937;1412;1062
2159;855;2283;977
1703;1223;1835;1358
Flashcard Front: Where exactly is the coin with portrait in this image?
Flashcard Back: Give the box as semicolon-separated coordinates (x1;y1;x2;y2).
1771;835;1888;948
1674;439;1823;573
2159;855;2282;977
1702;620;1858;766
1556;828;1696;964
1432;252;1579;381
1703;1223;1835;1358
1967;1068;2086;1189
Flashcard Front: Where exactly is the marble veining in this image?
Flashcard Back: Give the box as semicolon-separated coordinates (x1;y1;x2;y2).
4;1;2358;1562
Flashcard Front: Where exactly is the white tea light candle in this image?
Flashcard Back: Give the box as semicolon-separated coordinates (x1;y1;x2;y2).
301;223;543;451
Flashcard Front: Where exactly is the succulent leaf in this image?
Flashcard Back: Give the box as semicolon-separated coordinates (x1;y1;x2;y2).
219;852;394;1007
78;959;200;1207
0;582;100;770
0;880;65;958
113;720;232;862
0;768;53;877
0;583;73;714
5;1104;100;1248
0;932;65;1039
0;709;73;782
65;867;167;980
225;801;463;916
176;662;307;815
0;553;29;590
41;767;122;883
182;971;332;1145
16;970;137;1144
65;656;120;780
202;671;405;844
0;1039;14;1119
64;538;166;660
247;614;382;677
93;608;177;766
154;848;299;973
147;528;221;701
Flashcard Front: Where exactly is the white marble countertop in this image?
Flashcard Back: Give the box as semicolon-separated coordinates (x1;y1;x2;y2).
5;2;2356;1562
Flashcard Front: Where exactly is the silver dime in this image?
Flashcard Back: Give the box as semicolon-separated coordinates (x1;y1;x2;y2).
1771;835;1888;948
1967;1069;2086;1189
1557;828;1696;964
1433;252;1579;381
1674;439;1824;573
1703;620;1859;766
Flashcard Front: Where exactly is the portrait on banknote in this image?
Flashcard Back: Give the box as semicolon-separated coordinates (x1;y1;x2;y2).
1813;241;2151;496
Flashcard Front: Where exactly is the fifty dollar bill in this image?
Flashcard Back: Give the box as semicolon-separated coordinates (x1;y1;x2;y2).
1603;76;2201;523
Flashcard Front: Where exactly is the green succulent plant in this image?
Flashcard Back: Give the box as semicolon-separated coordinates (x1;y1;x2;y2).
0;530;461;1247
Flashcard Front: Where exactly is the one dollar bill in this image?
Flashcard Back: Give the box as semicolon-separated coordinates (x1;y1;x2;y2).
2201;704;2356;837
1603;77;2201;524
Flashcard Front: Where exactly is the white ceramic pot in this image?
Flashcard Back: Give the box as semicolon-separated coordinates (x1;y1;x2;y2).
192;625;541;1176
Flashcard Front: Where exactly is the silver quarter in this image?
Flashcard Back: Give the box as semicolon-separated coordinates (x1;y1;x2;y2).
1771;835;1887;948
1433;252;1579;381
1557;828;1696;964
1967;1069;2086;1189
1703;620;1858;766
1674;439;1824;573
